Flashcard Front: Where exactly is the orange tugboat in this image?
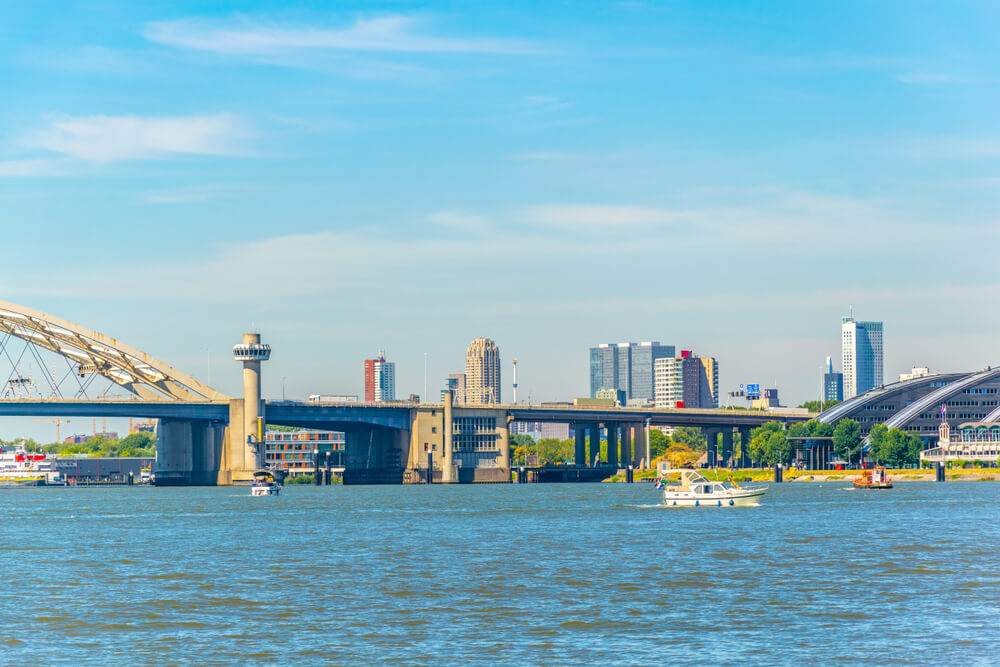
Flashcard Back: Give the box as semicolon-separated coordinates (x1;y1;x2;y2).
853;466;893;490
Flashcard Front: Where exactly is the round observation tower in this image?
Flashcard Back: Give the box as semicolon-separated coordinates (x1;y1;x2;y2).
233;333;271;471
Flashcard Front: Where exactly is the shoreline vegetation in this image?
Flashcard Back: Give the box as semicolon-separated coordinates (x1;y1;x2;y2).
613;468;1000;483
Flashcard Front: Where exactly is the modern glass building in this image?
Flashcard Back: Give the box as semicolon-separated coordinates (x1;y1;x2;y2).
824;356;844;402
842;317;883;400
589;341;674;402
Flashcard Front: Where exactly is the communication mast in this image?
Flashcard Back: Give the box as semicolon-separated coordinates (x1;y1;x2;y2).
512;359;518;404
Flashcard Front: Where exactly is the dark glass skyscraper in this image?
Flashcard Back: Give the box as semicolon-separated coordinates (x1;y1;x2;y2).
824;357;844;403
589;341;675;403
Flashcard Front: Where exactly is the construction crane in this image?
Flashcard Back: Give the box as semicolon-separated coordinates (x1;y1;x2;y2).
33;418;70;443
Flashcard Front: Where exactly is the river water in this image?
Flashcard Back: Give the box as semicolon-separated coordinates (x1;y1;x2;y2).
1;481;998;664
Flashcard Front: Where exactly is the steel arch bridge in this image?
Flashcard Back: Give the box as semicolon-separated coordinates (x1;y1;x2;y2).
0;300;229;402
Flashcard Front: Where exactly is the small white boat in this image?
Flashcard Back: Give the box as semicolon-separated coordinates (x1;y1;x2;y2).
251;470;281;496
656;469;766;507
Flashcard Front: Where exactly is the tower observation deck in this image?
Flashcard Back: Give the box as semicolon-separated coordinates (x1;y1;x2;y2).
234;333;270;475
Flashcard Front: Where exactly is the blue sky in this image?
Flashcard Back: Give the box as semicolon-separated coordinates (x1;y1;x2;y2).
2;1;1000;437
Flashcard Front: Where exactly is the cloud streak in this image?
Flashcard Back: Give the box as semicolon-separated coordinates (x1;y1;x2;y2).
143;16;544;56
0;159;66;178
523;204;701;229
26;113;252;163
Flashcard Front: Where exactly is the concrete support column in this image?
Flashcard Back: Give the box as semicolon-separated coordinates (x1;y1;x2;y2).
574;425;586;466
607;423;619;470
721;429;734;468
589;423;601;466
705;429;718;468
154;418;193;485
497;412;510;477
442;390;455;483
620;424;631;468
739;427;753;467
633;422;646;468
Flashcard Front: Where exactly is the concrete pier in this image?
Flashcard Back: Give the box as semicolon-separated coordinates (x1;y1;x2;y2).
607;423;618;470
721;429;734;468
589;423;601;466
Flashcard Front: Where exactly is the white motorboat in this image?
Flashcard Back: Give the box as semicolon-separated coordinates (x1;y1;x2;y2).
656;469;766;507
251;470;281;496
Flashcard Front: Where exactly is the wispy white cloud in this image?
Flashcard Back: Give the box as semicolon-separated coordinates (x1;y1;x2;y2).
428;211;491;233
0;159;66;178
904;138;1000;160
26;113;252;163
139;184;232;204
896;72;987;85
523;204;696;229
510;151;583;161
143;16;544;56
522;95;574;111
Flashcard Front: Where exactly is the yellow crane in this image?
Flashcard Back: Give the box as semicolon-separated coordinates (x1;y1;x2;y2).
33;418;70;443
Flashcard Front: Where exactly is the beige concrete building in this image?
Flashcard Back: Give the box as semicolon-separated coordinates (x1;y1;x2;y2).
653;350;719;409
465;337;501;405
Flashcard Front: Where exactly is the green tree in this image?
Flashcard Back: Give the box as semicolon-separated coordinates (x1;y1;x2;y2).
748;422;789;465
868;423;888;465
763;430;791;465
648;428;671;459
906;433;925;465
513;445;530;466
871;427;923;467
536;438;573;465
119;431;156;457
798;399;841;413
672;427;707;451
832;419;862;464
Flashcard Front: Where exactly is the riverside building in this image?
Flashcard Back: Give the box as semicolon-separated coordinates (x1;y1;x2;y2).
265;430;345;476
842;316;883;400
465;338;501;405
921;419;1000;464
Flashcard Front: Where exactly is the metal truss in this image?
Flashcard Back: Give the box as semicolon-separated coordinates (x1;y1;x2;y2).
0;300;229;402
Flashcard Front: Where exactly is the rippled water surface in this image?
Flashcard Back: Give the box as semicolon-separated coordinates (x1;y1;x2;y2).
2;482;999;664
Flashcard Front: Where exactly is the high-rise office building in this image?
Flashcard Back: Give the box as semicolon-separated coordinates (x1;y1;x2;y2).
653;350;719;409
442;373;466;404
465;338;501;405
824;356;844;403
363;351;396;402
842;316;883;400
589;341;675;403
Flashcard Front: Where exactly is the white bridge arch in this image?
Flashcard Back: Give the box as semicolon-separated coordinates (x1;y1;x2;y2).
0;300;229;402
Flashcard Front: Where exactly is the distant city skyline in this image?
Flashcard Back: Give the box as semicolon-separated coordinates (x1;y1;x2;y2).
4;1;1000;438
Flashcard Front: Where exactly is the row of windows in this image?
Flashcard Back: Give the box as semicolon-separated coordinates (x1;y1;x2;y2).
453;417;497;434
265;444;343;452
266;431;344;442
454;433;499;452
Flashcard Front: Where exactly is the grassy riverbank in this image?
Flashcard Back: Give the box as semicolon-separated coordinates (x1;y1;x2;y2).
612;468;1000;483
